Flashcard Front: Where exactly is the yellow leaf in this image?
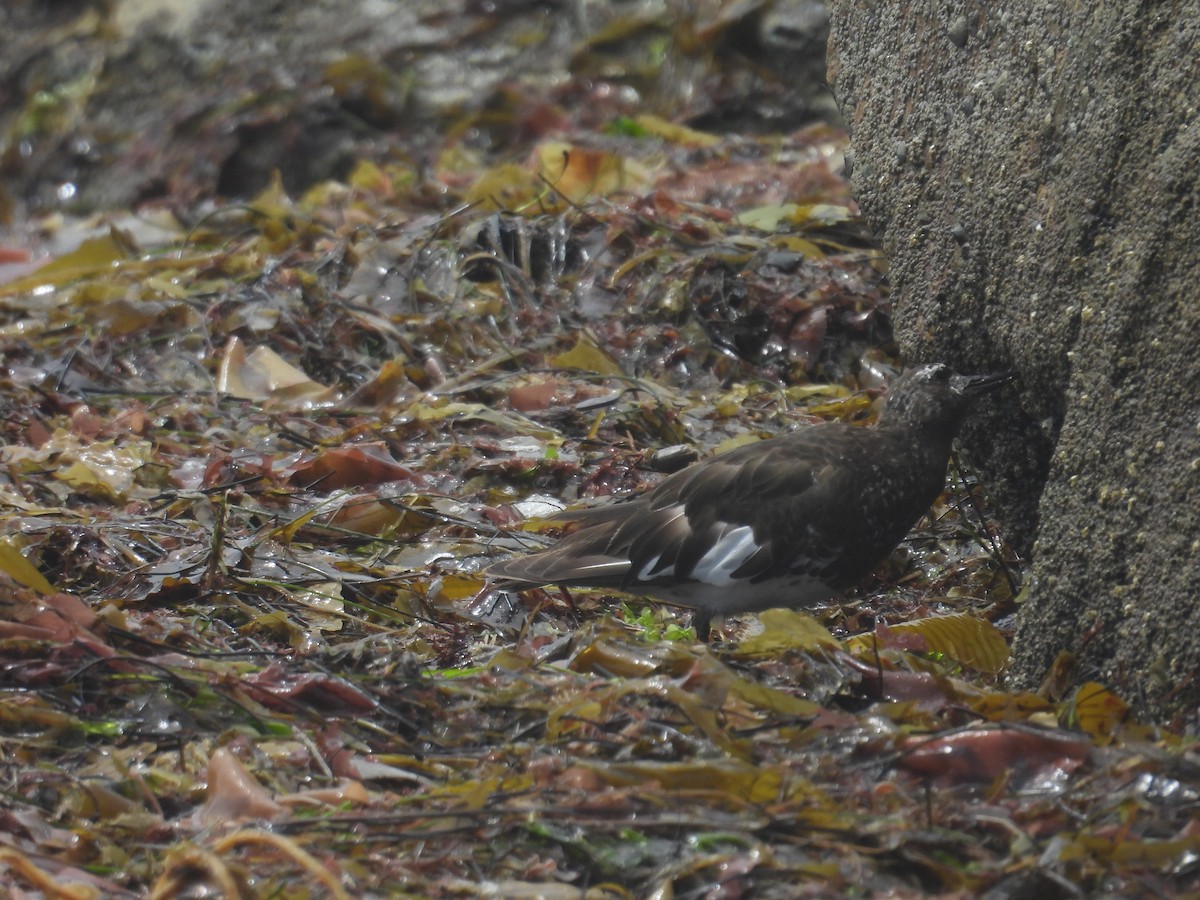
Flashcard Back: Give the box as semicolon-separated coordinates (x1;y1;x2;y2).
737;203;794;232
59;459;116;498
53;439;152;502
464;162;541;211
970;690;1055;722
572;639;663;679
599;760;782;804
632;114;721;147
1070;681;1130;743
726;674;821;718
430;573;487;602
141;274;191;300
737;609;842;656
1075;833;1200;868
547;332;625;376
409;399;561;439
537;141;650;204
804;393;875;419
249;169;295;222
787;203;854;227
784;383;851;404
711;433;762;456
737;203;854;234
0;228;134;296
270;507;322;545
849;613;1010;675
546;696;605;739
0;537;54;594
347;159;391;196
290;581;345;634
770;235;826;258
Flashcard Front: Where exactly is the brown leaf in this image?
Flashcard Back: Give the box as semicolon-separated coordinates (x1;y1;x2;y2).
287;442;418;491
239;662;378;715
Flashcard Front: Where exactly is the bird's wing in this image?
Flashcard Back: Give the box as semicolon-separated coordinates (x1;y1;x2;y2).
488;426;875;590
486;506;633;587
610;429;860;585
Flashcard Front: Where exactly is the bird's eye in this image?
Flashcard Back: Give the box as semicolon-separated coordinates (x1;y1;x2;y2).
930;365;950;382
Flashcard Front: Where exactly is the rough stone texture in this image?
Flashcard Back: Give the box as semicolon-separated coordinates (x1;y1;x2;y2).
827;2;1200;722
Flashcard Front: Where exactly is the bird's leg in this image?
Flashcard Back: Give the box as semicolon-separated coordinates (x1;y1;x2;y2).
692;611;711;642
555;584;579;614
554;584;583;630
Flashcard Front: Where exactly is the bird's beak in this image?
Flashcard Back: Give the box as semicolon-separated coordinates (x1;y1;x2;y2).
952;370;1018;396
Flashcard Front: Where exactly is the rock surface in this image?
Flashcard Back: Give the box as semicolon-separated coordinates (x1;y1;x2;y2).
828;2;1200;722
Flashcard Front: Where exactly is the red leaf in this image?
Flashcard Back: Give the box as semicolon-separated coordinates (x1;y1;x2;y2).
897;726;1090;785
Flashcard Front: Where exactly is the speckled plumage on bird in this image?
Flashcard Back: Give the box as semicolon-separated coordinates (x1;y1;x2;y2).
487;364;1015;639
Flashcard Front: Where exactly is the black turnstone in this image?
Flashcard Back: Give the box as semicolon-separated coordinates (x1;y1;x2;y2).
488;363;1015;639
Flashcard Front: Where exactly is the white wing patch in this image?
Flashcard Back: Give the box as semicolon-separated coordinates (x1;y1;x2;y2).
687;524;760;585
634;515;763;586
637;554;671;580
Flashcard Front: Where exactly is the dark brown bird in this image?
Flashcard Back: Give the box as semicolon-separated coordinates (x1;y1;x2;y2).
488;363;1014;639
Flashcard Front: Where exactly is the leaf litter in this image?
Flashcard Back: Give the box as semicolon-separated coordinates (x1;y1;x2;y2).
0;4;1197;899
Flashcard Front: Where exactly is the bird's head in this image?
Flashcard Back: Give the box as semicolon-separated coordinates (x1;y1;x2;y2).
878;363;1015;435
